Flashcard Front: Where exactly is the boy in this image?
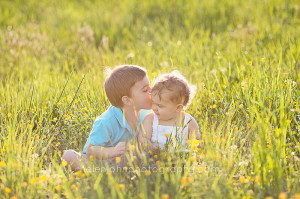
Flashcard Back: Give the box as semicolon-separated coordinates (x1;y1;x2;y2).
62;65;152;171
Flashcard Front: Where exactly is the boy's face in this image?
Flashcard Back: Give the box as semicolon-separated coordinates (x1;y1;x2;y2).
152;91;180;121
129;75;152;110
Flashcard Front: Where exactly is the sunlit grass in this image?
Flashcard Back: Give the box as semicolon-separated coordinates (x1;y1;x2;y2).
0;0;299;198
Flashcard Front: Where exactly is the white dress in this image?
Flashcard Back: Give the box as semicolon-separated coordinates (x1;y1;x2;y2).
151;113;192;151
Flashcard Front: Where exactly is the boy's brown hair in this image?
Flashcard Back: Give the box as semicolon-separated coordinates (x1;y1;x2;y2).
151;70;196;107
104;65;147;107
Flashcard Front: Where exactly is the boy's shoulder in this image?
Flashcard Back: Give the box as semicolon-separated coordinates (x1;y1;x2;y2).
93;106;119;125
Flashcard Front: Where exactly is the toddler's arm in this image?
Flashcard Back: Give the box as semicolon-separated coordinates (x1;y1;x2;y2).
137;113;160;154
188;116;200;140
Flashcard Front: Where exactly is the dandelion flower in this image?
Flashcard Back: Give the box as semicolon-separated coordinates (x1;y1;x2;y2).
0;161;6;167
239;104;244;109
181;177;188;185
286;120;291;124
239;176;245;183
164;134;169;138
145;170;151;175
118;184;125;189
189;156;197;162
162;194;169;199
115;157;121;164
62;161;67;166
188;177;194;183
4;187;11;194
129;145;135;151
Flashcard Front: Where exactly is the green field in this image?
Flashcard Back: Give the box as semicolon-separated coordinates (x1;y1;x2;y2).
0;0;299;198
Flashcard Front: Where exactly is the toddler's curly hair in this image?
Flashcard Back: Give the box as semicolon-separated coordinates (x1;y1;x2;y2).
151;70;196;107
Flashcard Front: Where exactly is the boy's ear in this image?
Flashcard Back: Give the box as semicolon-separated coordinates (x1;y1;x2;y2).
121;96;132;106
176;104;184;112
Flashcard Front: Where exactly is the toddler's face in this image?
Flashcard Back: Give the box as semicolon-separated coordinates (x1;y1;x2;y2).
152;91;179;121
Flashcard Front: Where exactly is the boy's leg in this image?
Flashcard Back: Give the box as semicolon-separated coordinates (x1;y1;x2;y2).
62;149;89;172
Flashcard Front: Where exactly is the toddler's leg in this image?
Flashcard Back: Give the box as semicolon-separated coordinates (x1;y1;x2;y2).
62;149;88;172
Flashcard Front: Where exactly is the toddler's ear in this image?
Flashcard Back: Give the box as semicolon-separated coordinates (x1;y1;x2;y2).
176;104;184;112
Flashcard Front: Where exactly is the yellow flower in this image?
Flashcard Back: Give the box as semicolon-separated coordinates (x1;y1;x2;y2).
255;177;260;183
118;184;125;189
7;113;12;118
149;158;154;162
239;104;244;109
4;187;11;194
162;194;169;199
71;184;77;190
264;118;269;122
154;155;158;159
14;144;19;149
55;186;61;191
213;155;218;160
62;161;67;166
41;175;47;180
247;176;251;181
101;147;104;151
239;176;245;183
57;102;62;106
52;118;57;122
123;167;128;172
265;197;273;199
248;61;252;65
0;161;6;167
188;176;194;183
11;196;17;199
156;161;160;165
278;192;288;199
293;193;300;199
193;140;200;144
164;134;169;138
234;127;238;132
181;177;188;185
189;156;197;162
197;165;204;173
43;106;48;110
213;136;218;141
212;104;217;108
148;150;152;155
115;157;121;164
129;145;135;151
56;142;60;146
4;143;8;147
247;123;251;127
261;57;267;62
286;120;291;124
145;170;151;175
1;149;6;154
89;155;93;160
187;140;192;145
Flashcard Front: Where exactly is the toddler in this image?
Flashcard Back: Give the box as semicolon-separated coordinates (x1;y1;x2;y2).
138;71;200;153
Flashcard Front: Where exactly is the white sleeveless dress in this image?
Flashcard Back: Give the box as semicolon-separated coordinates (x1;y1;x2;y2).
151;113;192;151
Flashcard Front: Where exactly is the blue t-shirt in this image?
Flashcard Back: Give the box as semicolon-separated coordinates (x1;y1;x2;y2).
82;106;151;154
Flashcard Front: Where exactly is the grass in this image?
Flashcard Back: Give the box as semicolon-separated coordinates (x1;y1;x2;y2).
0;0;299;198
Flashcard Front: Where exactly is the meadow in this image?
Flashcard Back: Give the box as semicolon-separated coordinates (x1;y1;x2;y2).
0;0;299;198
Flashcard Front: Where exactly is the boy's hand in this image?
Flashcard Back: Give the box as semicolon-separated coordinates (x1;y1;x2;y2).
148;142;161;155
113;142;129;156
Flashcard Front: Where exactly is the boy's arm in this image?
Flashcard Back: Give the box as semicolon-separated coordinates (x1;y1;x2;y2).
86;142;129;160
188;117;200;140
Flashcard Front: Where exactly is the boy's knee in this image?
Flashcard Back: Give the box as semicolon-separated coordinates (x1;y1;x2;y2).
62;150;76;162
